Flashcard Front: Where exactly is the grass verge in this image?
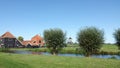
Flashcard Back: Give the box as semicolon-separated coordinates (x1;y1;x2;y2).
0;52;120;68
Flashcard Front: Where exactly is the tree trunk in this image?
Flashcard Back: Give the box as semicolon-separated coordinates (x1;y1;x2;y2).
51;49;57;55
52;52;56;55
85;52;91;57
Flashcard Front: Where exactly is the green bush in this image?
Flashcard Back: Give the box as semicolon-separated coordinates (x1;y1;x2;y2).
0;47;10;52
44;28;66;55
77;27;104;56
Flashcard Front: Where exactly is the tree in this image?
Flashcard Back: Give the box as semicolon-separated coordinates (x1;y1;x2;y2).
44;28;66;55
18;36;24;42
113;28;120;50
77;27;104;56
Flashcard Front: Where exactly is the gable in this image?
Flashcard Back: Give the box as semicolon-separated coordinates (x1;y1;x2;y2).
1;32;15;38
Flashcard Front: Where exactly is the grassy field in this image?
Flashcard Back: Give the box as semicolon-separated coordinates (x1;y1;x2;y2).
101;44;119;52
0;52;120;68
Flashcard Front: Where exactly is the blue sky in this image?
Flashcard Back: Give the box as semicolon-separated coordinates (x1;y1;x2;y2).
0;0;120;43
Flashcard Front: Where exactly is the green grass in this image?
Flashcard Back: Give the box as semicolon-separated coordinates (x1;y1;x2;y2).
101;44;119;52
0;48;10;52
64;44;120;53
0;52;120;68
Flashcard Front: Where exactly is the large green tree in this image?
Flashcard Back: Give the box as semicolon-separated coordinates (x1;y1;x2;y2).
44;28;66;55
77;27;104;56
18;36;24;42
113;28;120;50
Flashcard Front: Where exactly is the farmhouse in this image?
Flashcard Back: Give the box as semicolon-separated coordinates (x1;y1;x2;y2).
0;32;22;48
0;32;44;48
22;35;44;48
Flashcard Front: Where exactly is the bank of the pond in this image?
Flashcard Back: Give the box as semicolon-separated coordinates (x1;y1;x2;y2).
10;47;120;55
0;52;120;68
7;50;120;59
10;47;79;54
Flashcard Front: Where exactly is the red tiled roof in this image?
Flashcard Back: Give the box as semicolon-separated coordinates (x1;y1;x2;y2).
1;32;15;38
22;40;31;46
31;34;43;41
30;42;39;46
22;40;39;46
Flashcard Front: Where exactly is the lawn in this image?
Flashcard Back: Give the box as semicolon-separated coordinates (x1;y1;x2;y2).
0;52;120;68
101;44;119;52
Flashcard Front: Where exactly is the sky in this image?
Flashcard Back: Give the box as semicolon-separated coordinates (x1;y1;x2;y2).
0;0;120;43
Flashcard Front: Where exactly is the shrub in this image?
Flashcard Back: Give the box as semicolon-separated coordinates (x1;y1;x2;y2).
0;47;10;52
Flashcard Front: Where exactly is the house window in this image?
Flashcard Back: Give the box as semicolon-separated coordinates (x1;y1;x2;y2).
39;40;41;43
33;41;36;43
0;39;2;41
8;39;13;41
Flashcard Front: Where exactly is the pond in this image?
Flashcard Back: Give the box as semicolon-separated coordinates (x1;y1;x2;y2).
9;50;120;59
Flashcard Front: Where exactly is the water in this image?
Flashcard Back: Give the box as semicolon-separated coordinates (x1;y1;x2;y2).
10;50;120;59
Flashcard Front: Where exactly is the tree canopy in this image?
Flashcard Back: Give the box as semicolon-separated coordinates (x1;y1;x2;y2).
77;27;104;56
44;28;66;55
18;36;24;42
113;28;120;50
